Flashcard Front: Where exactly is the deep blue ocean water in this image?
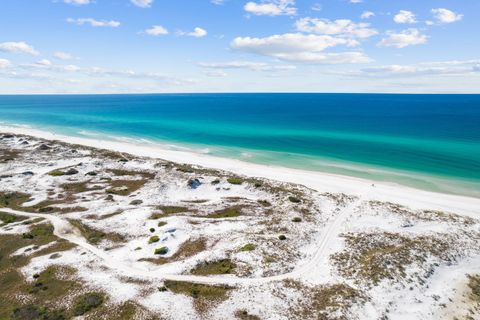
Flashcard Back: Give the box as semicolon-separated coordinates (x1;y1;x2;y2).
0;93;479;197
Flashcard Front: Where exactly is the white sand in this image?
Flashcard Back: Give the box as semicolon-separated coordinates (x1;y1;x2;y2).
2;124;479;217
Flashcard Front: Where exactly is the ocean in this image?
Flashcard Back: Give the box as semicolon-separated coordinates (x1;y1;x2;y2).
1;93;479;197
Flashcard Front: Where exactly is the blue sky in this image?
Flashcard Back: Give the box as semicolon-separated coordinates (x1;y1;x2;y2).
0;0;479;93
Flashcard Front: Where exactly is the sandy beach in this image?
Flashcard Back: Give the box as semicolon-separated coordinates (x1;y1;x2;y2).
2;124;479;216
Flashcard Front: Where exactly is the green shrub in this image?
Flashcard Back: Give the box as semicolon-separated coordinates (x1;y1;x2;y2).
158;221;167;227
148;236;160;244
288;196;301;203
278;235;287;241
73;293;104;316
154;247;168;255
149;228;155;233
227;177;243;185
240;244;256;252
48;171;65;177
292;217;302;223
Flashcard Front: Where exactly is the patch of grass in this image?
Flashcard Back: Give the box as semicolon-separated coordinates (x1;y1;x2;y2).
0;211;27;226
148;236;160;244
158;221;167;227
106;179;149;196
227;177;244;185
239;244;256;252
158;206;189;215
69;219;124;245
176;164;195;173
207;207;242;219
11;305;66;320
107;169;155;179
285;281;367;319
61;181;103;194
190;259;236;276
0;192;31;209
28;266;79;301
164;280;231;314
21;224;56;242
0;230;78;320
331;232;452;286
73;292;104;316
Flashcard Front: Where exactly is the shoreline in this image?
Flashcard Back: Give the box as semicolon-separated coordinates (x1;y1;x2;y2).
2;124;479;216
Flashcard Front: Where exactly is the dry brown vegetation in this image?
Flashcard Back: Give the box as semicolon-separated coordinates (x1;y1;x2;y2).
369;200;474;225
190;259;236;276
331;232;453;286
68;219;125;245
164;280;232;315
280;280;367;320
106;179;150;196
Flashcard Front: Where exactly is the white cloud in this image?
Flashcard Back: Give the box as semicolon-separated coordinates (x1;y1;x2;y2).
394;10;417;24
199;61;296;71
355;60;480;78
211;0;226;4
378;29;427;48
204;70;227;77
67;18;120;27
431;8;463;24
350;0;362;3
131;0;153;8
20;60;81;73
144;25;169;36
179;27;207;38
231;33;371;63
244;0;297;16
360;11;375;19
63;0;91;5
295;18;377;38
36;59;52;66
54;52;74;60
0;59;11;69
0;41;39;55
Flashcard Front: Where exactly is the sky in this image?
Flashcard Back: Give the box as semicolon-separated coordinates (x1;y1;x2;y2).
0;0;479;94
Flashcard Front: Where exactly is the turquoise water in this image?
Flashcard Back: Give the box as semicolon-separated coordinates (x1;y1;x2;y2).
0;93;479;197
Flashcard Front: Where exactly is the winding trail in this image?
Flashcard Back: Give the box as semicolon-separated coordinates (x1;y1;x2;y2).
3;196;364;286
